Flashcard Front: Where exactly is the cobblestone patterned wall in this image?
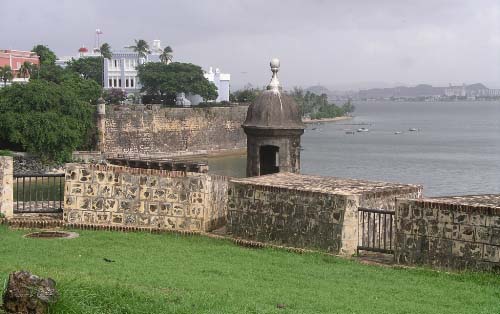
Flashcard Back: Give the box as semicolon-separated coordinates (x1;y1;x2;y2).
63;163;228;232
227;174;422;255
104;105;248;155
0;156;13;218
395;196;500;271
227;183;348;253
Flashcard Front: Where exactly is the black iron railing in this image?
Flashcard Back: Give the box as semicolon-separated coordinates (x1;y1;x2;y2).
357;207;395;254
13;173;64;213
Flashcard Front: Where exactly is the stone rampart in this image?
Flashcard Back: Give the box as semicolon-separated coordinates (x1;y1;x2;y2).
395;195;500;271
63;163;228;232
103;105;248;155
227;173;421;255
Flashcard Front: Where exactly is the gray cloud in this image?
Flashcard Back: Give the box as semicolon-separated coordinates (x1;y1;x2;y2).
1;0;499;89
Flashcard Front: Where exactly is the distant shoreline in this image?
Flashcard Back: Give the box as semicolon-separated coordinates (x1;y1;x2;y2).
302;116;353;124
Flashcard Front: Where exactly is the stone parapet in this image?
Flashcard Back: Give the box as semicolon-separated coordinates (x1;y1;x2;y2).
395;195;500;271
63;163;228;232
0;156;13;218
227;173;421;255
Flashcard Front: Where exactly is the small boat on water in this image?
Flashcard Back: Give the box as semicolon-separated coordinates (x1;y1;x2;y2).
394;131;403;135
345;131;355;135
408;128;418;132
357;128;369;132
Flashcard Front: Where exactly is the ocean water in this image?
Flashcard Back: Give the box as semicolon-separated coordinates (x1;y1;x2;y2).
208;101;500;197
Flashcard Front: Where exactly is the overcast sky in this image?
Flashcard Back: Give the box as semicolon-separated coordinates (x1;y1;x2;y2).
1;0;500;90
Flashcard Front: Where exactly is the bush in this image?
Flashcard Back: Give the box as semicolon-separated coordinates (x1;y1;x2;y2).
0;149;12;157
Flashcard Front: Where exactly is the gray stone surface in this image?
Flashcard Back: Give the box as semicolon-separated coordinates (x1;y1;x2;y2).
2;271;58;314
395;195;500;271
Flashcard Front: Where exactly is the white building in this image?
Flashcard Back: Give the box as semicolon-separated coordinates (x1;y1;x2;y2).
204;67;230;102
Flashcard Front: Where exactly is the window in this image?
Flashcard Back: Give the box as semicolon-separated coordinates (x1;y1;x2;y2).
108;79;112;87
130;78;134;88
118;79;122;87
114;60;118;68
125;78;129;88
113;79;117;87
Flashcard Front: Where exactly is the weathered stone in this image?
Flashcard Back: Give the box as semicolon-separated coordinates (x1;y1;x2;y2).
103;105;247;156
2;271;58;314
64;163;228;232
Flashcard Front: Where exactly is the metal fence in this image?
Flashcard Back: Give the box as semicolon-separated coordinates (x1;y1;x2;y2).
13;173;64;213
357;207;395;255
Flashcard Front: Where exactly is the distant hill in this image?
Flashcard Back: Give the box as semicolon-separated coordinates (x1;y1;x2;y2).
358;83;490;99
305;85;332;95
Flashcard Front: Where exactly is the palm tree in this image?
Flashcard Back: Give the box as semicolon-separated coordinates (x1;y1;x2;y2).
159;46;173;64
0;65;13;87
99;43;112;60
99;43;112;88
127;39;150;64
18;61;33;79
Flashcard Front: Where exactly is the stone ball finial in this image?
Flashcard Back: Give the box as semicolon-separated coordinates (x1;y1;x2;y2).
270;58;280;71
268;58;281;91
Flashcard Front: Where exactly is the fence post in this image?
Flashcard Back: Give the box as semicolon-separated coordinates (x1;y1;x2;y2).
0;156;14;218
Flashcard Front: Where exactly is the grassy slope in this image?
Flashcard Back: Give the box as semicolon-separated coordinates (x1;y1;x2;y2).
0;226;499;314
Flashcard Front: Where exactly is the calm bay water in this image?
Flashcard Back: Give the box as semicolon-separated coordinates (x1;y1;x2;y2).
208;101;500;197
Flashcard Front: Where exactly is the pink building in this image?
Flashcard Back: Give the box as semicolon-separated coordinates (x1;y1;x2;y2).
0;49;40;79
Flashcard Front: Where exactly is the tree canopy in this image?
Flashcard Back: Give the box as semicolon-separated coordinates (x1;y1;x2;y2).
0;78;98;162
137;62;217;105
66;57;103;86
31;44;57;65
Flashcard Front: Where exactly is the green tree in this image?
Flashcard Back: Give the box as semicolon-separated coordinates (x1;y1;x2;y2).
0;80;95;162
18;61;34;79
103;88;127;104
0;65;13;86
137;62;218;105
230;88;260;103
66;57;103;85
31;44;57;65
159;46;173;64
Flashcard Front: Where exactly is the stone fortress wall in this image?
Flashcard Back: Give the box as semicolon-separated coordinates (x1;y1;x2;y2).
103;105;248;156
227;173;422;255
63;163;228;232
395;195;500;271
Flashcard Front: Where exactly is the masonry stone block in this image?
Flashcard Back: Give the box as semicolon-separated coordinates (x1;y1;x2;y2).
64;163;227;232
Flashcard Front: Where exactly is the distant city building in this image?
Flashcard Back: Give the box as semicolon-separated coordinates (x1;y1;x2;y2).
55;46;101;68
444;84;467;97
0;49;39;83
204;67;230;102
103;41;162;94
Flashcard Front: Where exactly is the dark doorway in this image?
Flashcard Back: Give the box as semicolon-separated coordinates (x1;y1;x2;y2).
260;145;279;175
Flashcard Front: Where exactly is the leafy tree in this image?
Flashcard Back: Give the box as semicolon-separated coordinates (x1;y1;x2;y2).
31;44;57;65
289;88;354;119
230;88;260;103
103;88;127;104
18;61;34;79
0;78;97;162
159;46;173;64
30;63;66;83
66;57;103;85
137;62;217;105
0;66;13;86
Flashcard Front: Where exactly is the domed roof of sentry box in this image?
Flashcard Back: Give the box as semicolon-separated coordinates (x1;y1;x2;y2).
242;58;304;130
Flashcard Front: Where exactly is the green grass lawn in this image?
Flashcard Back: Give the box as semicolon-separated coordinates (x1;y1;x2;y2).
0;225;499;314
